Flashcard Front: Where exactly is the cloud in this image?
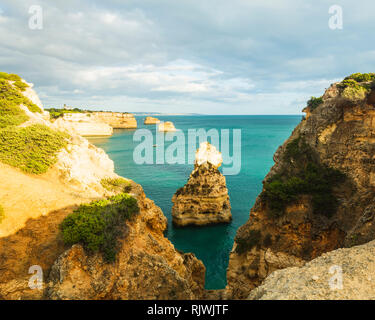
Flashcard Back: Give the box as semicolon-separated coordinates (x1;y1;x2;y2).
0;0;373;114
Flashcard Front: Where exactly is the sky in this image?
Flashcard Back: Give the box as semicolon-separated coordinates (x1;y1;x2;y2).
0;0;374;114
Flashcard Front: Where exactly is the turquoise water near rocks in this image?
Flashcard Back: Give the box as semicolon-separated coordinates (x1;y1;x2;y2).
88;115;301;289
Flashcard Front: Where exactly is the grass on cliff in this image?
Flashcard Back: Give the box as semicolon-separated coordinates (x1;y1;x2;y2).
307;96;323;111
337;73;375;101
261;137;346;218
0;71;29;91
60;193;139;262
101;177;132;193
0;78;41;128
0;124;69;174
46;107;92;119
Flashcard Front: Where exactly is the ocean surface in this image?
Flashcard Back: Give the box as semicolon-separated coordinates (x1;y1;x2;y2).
88;115;301;289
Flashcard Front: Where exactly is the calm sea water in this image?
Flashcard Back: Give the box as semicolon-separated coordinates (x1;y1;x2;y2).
88;115;301;289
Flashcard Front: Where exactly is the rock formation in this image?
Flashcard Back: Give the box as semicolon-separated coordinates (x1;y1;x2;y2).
53;113;113;136
248;239;375;300
226;75;375;299
91;112;137;129
172;142;232;227
158;121;176;132
144;116;160;125
0;74;205;300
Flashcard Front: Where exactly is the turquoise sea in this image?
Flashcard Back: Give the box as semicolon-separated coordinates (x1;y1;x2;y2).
88;115;301;289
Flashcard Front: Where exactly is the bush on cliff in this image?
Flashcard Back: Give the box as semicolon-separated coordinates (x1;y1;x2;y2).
0;71;29;91
307;96;323;111
46;108;91;119
0;124;69;174
262;138;346;218
60;193;139;262
0;78;41;117
101;177;132;193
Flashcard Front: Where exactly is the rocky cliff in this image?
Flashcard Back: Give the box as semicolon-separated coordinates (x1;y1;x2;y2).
248;239;375;300
226;74;375;299
172;142;232;227
45;182;205;300
0;73;205;300
54;113;113;136
91;112;137;129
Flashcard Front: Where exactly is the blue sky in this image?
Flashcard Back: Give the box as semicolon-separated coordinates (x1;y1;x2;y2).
0;0;374;114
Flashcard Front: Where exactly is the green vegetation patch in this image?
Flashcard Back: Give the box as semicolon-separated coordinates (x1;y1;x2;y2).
0;124;69;174
0;78;41;115
0;97;29;128
337;73;375;101
261;137;346;218
307;96;323;111
46;108;92;119
0;71;29;91
60;193;139;262
101;177;132;193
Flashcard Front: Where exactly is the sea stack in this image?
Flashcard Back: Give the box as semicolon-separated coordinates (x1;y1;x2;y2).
144;116;160;125
158;121;176;132
172;142;232;227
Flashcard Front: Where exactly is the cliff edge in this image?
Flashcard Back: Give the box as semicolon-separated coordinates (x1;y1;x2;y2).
226;73;375;299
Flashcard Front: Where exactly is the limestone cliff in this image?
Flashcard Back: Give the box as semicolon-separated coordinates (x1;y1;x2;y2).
91;112;137;129
226;74;375;299
144;116;160;125
45;182;205;300
248;239;375;300
0;74;205;300
172;142;232;227
53;113;113;136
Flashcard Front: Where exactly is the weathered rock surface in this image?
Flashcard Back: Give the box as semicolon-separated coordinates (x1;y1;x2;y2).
144;116;160;125
158;121;176;132
45;183;205;300
91;112;137;129
248;239;375;300
172;142;231;227
0;76;205;300
226;81;375;299
54;113;113;136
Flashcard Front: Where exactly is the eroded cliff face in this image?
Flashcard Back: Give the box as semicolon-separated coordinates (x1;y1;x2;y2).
45;182;205;300
53;113;113;136
172;142;231;227
226;81;375;299
0;75;205;300
91;112;137;129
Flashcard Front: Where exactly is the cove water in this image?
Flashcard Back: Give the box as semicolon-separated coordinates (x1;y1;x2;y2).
88;115;301;289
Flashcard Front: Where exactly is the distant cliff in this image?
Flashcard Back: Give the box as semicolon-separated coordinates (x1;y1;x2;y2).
226;73;375;299
52;111;137;136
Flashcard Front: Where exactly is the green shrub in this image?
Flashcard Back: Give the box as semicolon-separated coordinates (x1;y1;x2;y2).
307;96;323;111
0;124;69;174
262;138;346;218
0;98;29;128
0;72;29;91
100;177;132;193
0;79;41;114
46;108;90;119
60;193;139;262
344;73;375;83
235;229;261;254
